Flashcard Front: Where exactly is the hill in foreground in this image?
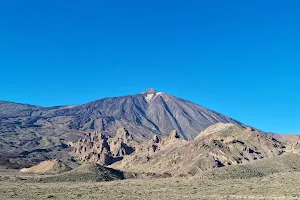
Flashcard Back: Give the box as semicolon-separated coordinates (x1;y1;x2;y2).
20;159;71;174
23;163;125;182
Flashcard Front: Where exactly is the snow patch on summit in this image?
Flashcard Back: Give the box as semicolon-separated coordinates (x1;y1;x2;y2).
146;93;155;102
145;92;164;102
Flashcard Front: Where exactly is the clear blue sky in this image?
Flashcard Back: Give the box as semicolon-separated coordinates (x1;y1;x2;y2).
1;0;299;133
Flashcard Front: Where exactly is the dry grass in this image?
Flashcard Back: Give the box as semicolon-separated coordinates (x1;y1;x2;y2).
1;171;300;200
1;153;300;200
2;151;300;199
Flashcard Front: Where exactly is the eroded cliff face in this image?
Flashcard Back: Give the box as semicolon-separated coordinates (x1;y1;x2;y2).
108;128;136;157
69;128;138;165
69;127;186;166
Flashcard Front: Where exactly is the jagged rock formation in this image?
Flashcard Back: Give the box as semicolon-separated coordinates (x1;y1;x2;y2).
20;159;71;174
108;128;136;157
70;128;137;165
70;131;113;165
138;130;187;155
111;129;188;169
112;123;286;176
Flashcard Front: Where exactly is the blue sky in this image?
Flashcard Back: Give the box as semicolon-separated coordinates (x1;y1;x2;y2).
1;0;300;133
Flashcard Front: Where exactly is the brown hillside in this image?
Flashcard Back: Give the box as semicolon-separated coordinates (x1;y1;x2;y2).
112;123;285;176
20;159;71;174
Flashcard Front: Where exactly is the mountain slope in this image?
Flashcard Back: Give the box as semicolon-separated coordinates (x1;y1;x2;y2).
49;88;245;140
0;89;245;168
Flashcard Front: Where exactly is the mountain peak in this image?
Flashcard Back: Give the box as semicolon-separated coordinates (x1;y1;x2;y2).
141;88;158;94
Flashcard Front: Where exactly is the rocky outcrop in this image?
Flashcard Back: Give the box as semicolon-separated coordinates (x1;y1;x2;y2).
111;130;188;170
135;130;186;155
152;135;161;143
70;131;113;165
108;128;136;157
70;128;137;165
111;124;286;176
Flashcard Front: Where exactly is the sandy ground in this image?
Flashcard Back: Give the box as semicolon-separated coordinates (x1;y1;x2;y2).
1;172;300;200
